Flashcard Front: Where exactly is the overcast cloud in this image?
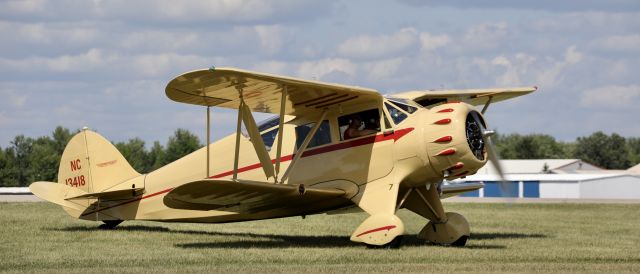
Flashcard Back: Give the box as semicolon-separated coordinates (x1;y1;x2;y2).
1;0;639;147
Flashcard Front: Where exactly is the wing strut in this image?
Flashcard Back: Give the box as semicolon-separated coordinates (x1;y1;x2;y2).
280;109;328;183
232;96;243;180
274;85;287;182
240;100;275;179
232;89;276;180
481;96;493;114
206;106;211;178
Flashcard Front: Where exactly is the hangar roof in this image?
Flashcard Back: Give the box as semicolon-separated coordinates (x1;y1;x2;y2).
475;159;602;175
454;173;635;182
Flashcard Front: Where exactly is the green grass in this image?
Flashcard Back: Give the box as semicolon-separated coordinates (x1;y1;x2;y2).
1;202;639;273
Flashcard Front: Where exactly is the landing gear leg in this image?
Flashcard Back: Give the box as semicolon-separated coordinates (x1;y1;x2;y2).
401;183;471;247
350;175;405;248
98;220;123;229
418;212;470;246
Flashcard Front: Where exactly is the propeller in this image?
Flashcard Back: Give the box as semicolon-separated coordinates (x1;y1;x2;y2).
468;111;511;198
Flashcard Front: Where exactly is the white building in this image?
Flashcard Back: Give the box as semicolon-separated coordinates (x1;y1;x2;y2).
454;159;640;199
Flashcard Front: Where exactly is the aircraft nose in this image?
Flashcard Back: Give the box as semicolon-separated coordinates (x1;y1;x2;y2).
422;103;488;180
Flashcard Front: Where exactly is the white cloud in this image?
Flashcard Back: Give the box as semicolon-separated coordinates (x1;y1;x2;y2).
536;45;583;87
0;21;101;46
1;0;46;13
337;28;419;59
590;34;640;52
116;25;291;57
118;31;200;51
564;46;583;64
362;58;404;80
132;53;199;77
297;58;356;80
254;25;288;55
581;85;640;108
419;33;451;51
0;0;334;23
398;0;640;12
468;53;536;86
0;48;117;72
462;22;508;50
251;61;291;75
0;48;228;78
0;91;28;108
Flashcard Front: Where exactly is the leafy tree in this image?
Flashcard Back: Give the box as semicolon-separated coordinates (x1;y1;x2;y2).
494;133;567;159
161;129;201;165
574;131;630;169
5;135;34;186
147;141;165;171
0;147;19;186
627;137;640;166
0;147;9;186
52;126;74;155
27;136;58;183
115;138;150;173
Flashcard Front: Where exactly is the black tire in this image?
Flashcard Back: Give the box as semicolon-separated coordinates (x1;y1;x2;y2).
451;235;468;247
365;236;404;249
98;220;123;230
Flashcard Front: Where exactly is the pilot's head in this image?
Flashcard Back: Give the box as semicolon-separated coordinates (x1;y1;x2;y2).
349;115;362;126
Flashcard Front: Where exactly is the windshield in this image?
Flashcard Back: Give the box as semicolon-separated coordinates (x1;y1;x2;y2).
257;115;279;132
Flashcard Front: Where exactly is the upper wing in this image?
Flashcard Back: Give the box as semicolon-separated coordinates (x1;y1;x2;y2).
163;179;352;214
390;86;537;106
165;67;382;116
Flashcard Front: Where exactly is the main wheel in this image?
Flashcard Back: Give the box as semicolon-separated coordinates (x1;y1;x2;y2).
366;236;403;249
98;220;123;229
451;235;468;247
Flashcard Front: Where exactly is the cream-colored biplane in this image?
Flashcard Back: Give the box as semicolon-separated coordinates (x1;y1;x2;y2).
30;67;536;247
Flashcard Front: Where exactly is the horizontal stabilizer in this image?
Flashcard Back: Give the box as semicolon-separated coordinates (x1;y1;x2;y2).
164;179;348;213
65;187;144;200
441;182;484;198
29;182;89;211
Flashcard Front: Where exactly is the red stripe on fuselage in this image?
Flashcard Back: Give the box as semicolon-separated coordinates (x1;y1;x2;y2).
356;225;397;237
82;128;414;216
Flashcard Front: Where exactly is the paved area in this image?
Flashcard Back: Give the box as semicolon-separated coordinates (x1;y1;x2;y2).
0;195;43;202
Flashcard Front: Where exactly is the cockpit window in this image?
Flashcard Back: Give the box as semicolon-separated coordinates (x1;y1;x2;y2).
338;108;381;141
260;127;278;151
257;116;279;132
295;120;331;149
388;99;418;114
385;102;408;124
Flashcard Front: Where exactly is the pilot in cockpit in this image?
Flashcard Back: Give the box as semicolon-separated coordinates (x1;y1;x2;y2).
343;115;378;140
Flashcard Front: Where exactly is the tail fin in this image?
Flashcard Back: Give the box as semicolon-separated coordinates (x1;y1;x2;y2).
57;128;140;193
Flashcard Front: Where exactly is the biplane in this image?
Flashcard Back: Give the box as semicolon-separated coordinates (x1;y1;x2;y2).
30;67;536;247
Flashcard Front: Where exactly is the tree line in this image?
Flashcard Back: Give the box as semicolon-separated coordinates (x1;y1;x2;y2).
0;127;200;187
0;126;639;187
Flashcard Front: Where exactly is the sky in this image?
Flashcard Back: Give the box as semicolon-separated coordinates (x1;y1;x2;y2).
1;0;639;147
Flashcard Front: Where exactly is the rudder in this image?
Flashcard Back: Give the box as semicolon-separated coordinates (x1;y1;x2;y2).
58;128;140;194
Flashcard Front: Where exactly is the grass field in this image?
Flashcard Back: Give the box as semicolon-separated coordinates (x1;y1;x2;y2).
1;202;639;273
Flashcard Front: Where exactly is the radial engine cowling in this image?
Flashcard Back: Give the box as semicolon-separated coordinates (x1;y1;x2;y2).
422;102;488;180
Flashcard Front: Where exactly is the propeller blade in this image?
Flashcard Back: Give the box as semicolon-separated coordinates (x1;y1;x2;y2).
469;111;511;198
485;135;511;197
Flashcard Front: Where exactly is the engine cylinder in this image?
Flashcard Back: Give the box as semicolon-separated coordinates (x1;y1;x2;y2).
422;102;488;180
